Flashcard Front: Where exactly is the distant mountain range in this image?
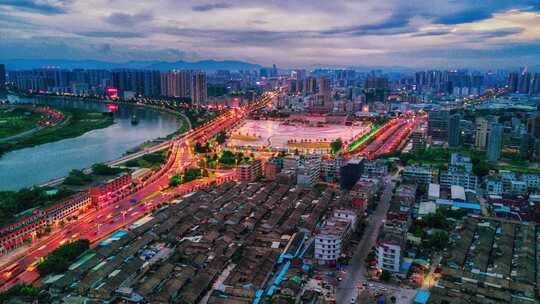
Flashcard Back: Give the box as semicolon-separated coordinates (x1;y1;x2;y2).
1;59;262;71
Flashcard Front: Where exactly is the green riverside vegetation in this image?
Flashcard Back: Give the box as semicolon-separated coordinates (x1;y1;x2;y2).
124;150;168;169
63;163;126;187
0;107;43;139
0;108;114;156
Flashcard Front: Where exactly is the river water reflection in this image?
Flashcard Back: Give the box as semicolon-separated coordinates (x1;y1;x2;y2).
0;95;181;190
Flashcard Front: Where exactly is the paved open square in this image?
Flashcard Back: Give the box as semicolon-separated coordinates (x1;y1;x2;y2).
227;119;370;151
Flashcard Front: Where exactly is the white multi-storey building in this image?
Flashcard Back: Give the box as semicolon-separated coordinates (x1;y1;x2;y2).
439;170;478;191
315;217;351;265
376;232;403;273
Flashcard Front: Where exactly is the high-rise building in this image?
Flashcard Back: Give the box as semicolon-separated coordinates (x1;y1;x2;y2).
508;72;519;93
520;132;532;160
532;73;540;95
475;117;490;150
191;72;207;106
143;70;161;97
428;110;449;142
527;113;540;140
318;76;331;108
448;113;461;147
303;77;317;95
160;70;191;98
0;64;5;92
487;123;503;162
518;72;531;94
411;129;427;152
290;69;306;80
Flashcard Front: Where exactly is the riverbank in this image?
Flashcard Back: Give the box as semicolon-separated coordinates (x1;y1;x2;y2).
0;107;114;156
0;106;44;139
10;92;194;130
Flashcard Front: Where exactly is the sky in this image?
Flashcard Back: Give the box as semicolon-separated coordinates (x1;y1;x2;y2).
1;0;540;69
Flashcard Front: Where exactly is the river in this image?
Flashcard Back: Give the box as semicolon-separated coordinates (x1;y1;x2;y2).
0;94;181;190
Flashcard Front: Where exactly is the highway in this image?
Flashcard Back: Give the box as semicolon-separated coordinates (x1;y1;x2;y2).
344;115;418;160
0;92;276;291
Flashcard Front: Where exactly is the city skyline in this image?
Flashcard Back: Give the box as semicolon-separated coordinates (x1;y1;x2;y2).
1;1;540;69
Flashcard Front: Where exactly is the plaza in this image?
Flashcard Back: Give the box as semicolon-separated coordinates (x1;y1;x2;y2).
227;119;370;153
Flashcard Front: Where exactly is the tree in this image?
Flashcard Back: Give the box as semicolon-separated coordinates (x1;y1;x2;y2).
0;284;44;302
37;239;89;277
472;157;490;177
64;169;93;186
183;168;202;183
169;174;181;187
380;270;392;282
91;163;122;175
215;131;228;145
330;138;343;154
425;231;449;249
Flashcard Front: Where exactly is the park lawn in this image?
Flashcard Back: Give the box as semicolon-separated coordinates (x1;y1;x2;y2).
0;108;43;139
0;108;114;156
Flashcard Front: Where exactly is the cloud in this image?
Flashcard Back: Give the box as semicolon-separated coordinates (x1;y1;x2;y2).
470;27;525;39
104;12;153;27
77;31;148;38
1;0;539;68
322;10;415;36
192;2;232;12
0;0;71;15
411;30;452;37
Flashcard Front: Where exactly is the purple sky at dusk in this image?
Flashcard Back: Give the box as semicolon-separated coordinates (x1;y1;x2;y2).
1;0;540;68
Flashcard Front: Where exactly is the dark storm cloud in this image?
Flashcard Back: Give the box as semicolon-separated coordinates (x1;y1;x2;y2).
192;2;232;12
0;0;71;14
